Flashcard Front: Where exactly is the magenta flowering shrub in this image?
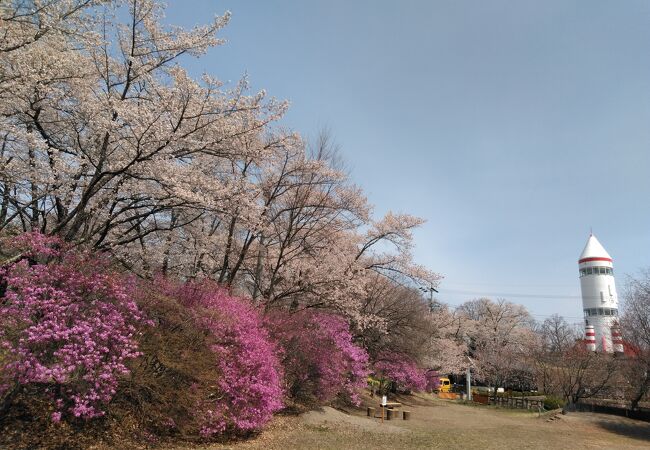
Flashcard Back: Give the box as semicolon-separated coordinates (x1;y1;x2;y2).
424;369;441;393
166;281;283;437
267;310;369;406
3;232;61;260
0;233;144;420
373;353;426;392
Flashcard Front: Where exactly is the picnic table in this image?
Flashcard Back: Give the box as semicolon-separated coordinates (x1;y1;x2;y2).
381;401;402;409
379;402;402;421
367;401;412;421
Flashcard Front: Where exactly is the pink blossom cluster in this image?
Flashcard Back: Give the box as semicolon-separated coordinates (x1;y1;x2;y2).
267;310;369;405
373;353;427;392
167;281;283;436
0;233;145;419
424;370;441;393
8;232;61;259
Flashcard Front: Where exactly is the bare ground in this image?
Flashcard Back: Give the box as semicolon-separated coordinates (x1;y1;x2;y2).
171;393;650;450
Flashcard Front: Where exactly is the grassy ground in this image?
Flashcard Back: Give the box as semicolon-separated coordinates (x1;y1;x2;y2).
173;393;650;450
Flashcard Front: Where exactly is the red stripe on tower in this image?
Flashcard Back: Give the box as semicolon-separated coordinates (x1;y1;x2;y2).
578;256;613;264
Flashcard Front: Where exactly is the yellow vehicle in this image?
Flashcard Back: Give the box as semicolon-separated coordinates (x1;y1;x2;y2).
438;377;452;393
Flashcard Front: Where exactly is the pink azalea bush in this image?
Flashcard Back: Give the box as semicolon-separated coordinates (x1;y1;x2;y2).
373;353;427;392
165;281;283;437
0;233;145;420
424;369;441;393
266;310;369;405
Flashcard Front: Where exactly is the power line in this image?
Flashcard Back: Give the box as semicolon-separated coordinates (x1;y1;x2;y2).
435;288;621;303
529;313;585;320
442;281;578;288
439;288;581;299
439;289;623;302
435;288;617;321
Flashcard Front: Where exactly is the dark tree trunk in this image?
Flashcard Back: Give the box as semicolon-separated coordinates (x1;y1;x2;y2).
0;383;20;417
630;372;650;410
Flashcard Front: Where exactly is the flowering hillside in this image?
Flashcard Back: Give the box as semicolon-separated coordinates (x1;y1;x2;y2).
0;233;145;421
0;0;449;447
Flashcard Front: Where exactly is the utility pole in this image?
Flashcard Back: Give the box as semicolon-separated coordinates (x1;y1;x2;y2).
465;355;473;401
419;286;439;311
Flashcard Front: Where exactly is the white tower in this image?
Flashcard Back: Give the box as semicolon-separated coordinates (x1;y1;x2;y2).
578;234;620;353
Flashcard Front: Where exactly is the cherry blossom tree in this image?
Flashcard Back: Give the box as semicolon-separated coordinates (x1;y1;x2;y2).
356;277;467;389
0;0;285;254
460;298;535;397
1;1;440;332
424;305;470;375
357;278;432;361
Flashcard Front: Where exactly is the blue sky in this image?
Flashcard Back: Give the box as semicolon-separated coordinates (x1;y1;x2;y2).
165;0;650;322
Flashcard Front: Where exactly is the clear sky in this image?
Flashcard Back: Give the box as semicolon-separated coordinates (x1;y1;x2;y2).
165;0;650;323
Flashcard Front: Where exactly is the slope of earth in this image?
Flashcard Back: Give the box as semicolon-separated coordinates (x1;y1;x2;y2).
178;393;650;450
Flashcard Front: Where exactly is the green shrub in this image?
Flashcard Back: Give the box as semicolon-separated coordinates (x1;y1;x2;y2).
367;376;381;389
543;395;566;410
497;391;540;398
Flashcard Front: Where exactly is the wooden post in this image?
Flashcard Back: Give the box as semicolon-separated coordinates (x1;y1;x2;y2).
403;410;411;420
367;407;375;417
386;408;395;420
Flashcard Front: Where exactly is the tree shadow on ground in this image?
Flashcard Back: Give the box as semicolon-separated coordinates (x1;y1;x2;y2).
391;392;437;407
278;401;319;416
595;419;650;442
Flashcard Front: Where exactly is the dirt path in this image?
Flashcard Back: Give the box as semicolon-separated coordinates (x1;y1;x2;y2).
175;394;650;449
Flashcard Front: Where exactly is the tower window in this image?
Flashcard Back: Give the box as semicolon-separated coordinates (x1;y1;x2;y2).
580;266;614;276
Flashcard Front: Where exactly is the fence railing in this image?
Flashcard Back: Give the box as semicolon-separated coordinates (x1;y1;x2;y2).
574;402;650;422
472;394;544;410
